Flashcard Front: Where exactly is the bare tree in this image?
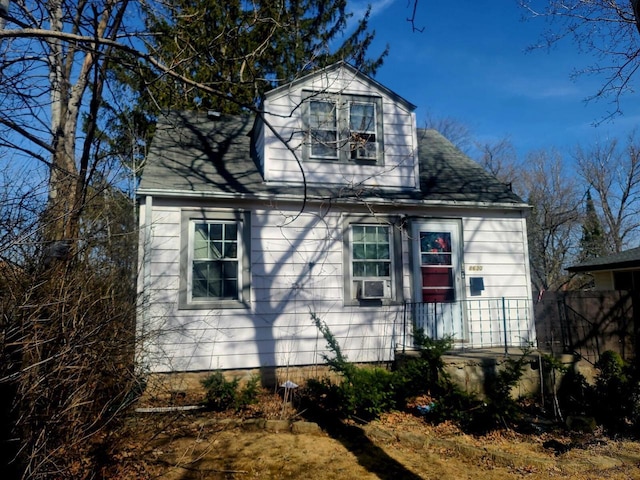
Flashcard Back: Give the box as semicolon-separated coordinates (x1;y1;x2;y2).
0;1;386;477
519;0;640;115
475;137;520;187
423;113;474;153
574;131;640;252
518;148;582;292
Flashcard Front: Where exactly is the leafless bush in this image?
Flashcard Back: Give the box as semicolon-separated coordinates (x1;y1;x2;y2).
0;183;140;479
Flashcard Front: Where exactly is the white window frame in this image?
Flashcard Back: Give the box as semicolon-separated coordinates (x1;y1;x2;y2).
342;216;403;306
309;100;339;159
187;220;242;303
304;92;383;164
348;101;378;161
350;224;392;301
179;209;250;310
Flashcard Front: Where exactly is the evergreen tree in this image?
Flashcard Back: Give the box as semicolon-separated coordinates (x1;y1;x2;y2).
135;0;387;113
579;189;609;262
104;0;387;184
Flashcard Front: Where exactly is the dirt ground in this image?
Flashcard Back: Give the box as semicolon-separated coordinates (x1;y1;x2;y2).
106;398;640;480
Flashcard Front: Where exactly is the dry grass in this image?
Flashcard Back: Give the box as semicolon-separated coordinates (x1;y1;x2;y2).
101;392;640;480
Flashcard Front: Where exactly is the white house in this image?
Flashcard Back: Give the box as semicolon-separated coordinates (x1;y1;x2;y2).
137;62;535;374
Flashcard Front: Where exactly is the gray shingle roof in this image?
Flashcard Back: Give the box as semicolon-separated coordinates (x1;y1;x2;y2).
139;111;525;206
567;247;640;272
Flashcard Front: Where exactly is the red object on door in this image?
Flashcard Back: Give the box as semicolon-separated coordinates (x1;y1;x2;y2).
421;266;454;303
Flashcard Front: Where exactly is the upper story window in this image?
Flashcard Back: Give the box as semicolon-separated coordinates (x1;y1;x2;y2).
349;102;377;160
309;100;338;159
305;92;383;164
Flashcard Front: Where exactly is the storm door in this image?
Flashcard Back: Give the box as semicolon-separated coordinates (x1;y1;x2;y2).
411;220;465;341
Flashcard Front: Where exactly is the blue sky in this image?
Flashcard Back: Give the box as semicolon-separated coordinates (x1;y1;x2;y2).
353;1;640;159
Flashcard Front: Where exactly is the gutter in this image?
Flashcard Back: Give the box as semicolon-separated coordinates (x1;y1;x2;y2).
136;188;530;211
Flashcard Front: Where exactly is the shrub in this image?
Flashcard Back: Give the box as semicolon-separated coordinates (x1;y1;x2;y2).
201;372;260;411
394;330;453;401
308;312;398;420
308;314;456;421
592;350;639;432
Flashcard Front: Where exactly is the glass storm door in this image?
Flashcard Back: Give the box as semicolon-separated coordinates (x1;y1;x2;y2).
412;220;464;341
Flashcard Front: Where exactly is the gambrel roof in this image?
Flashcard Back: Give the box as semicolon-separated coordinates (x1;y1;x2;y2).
138;111;525;207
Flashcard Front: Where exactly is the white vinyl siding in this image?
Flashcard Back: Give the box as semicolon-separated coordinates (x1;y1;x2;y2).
258;65;419;190
462;216;532;299
138;202;533;372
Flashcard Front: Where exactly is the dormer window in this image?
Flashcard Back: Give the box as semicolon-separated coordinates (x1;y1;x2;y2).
349;102;377;160
309;100;338;159
304;92;383;164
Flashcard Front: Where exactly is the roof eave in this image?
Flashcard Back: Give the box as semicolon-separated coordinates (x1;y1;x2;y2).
264;62;417;112
568;261;640;273
136;188;530;211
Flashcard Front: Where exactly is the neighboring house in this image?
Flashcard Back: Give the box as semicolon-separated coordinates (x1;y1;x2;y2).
137;62;535;373
567;247;640;291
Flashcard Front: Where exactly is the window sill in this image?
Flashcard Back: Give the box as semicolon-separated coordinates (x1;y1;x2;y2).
178;299;250;311
343;298;401;307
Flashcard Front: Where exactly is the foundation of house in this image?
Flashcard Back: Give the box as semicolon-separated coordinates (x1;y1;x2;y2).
136;349;597;407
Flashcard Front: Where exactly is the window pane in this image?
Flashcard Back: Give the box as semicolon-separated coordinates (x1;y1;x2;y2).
194;224;209;259
222;261;238;280
349;103;377;160
351;134;377;160
223;242;237;259
420;232;451;253
350;103;375;132
378;262;390;277
223;279;238;298
351;224;391;286
209;223;223;240
193;261;222;298
363;227;376;243
310;100;338;158
352;226;365;242
210;241;223;259
311;129;338;157
376;244;389;259
353;263;365;277
310;101;336;128
225;223;237;240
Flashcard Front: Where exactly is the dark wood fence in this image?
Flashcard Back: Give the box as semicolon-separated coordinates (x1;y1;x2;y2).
534;290;637;364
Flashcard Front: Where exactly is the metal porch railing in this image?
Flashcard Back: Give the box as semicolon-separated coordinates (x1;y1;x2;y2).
402;297;535;353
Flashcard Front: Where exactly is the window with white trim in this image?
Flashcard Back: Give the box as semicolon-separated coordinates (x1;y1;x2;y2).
179;210;250;310
191;221;239;300
350;224;392;300
305;92;383;163
348;102;377;160
309;100;338;159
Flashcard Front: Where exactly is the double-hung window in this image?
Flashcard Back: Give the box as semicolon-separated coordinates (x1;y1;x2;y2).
180;210;250;309
350;224;392;300
192;222;239;300
309;100;338;159
349;102;377;160
305;92;383;164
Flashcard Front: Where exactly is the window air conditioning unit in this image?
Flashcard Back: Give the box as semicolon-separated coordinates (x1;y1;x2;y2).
354;279;390;300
